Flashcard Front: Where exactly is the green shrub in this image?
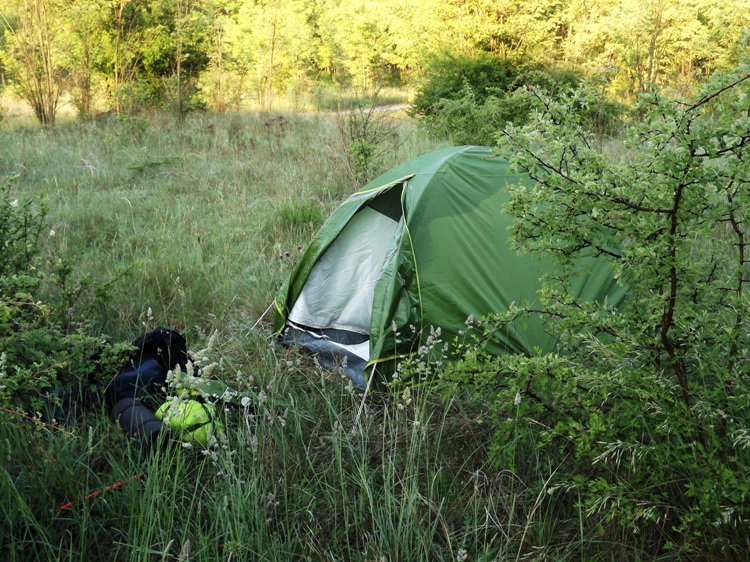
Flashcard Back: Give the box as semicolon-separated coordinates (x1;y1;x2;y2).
0;175;46;278
417;86;530;146
422;83;625;146
0;176;115;421
432;64;750;558
336;90;402;184
410;51;524;117
412;52;624;145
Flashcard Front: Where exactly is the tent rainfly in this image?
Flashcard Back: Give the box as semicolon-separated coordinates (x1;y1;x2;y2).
273;145;626;390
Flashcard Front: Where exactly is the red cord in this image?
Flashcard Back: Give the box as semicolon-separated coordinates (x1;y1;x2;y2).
55;473;146;512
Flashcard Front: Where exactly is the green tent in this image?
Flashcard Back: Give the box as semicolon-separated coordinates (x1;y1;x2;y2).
274;145;625;389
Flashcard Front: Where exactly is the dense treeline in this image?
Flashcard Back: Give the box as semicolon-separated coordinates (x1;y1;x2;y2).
1;0;749;125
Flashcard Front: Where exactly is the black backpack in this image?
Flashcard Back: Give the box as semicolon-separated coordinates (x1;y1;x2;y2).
106;327;189;406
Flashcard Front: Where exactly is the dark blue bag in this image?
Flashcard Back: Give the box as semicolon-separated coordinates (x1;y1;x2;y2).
107;327;189;404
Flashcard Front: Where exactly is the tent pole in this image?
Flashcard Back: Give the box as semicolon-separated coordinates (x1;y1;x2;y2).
246;301;275;337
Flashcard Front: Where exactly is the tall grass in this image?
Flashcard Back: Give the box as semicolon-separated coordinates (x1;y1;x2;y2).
2;350;572;561
0;110;439;340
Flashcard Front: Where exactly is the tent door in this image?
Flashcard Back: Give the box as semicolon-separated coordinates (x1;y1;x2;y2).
285;184;404;387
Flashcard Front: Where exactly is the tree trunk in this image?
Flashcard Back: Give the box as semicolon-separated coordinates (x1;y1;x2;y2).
645;0;665;93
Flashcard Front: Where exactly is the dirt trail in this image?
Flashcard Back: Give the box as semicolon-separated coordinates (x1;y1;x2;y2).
326;103;410;115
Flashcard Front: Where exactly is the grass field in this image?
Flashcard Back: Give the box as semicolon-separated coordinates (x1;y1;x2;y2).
1;107;435;337
4;102;742;561
5;109;559;562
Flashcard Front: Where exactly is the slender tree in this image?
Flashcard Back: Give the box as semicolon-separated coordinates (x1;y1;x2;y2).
173;0;189;119
64;0;109;118
202;0;232;110
2;0;64;127
107;0;157;113
226;0;312;111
